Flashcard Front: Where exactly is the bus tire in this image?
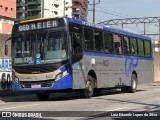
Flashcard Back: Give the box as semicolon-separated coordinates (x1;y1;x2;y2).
128;74;137;93
121;74;137;93
81;75;94;99
36;92;50;100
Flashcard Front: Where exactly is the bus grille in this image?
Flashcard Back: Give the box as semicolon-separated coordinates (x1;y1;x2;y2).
20;80;54;88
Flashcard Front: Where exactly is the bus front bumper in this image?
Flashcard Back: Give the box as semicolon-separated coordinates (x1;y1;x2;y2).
12;74;73;92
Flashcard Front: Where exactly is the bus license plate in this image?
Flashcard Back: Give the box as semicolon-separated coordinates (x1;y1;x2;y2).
31;84;41;88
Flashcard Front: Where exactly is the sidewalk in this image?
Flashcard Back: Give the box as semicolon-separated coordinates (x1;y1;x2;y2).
0;90;31;97
138;81;160;89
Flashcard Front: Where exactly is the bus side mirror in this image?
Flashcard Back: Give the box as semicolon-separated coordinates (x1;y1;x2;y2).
5;44;8;56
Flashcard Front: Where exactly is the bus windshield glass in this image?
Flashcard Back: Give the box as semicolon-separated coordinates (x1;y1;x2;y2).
12;30;68;65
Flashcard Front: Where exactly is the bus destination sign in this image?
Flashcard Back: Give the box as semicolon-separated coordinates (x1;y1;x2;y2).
18;20;58;32
15;18;65;32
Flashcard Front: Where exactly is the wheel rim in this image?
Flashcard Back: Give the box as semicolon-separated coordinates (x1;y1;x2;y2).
132;77;136;89
87;81;92;92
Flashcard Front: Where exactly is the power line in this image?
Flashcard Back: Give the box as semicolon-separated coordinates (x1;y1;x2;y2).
97;6;133;18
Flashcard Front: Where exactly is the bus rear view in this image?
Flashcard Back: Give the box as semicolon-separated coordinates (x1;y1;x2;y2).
12;18;72;100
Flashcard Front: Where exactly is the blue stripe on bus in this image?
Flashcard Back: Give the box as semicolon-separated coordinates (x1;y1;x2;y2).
83;52;153;61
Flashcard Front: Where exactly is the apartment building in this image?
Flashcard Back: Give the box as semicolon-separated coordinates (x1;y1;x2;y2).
17;0;88;21
0;0;16;34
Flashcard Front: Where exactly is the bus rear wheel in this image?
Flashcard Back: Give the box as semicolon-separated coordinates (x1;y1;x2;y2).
36;92;50;100
129;74;137;93
81;75;94;99
121;74;137;93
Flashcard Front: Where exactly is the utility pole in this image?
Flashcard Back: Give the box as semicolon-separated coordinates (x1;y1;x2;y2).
93;0;95;23
88;0;100;23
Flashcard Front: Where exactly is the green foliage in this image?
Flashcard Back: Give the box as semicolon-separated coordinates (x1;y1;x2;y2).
153;43;160;48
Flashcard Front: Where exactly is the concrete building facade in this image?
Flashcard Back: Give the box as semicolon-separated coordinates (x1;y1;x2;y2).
0;0;16;34
16;0;88;21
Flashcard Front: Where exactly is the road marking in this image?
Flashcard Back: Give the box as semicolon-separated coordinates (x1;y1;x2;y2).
108;107;128;111
0;104;39;111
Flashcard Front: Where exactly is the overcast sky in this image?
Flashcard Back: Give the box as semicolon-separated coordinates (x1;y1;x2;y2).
88;0;160;23
87;0;160;40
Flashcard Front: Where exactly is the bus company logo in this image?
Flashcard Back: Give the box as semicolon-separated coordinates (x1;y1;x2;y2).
125;58;138;77
81;21;104;29
31;71;41;74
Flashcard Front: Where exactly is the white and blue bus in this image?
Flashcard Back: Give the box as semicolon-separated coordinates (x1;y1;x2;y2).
8;17;153;100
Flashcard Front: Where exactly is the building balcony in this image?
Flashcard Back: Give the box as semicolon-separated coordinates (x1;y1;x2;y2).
72;5;82;9
73;0;82;4
26;14;41;20
72;10;82;15
82;0;88;5
17;8;27;12
27;0;41;5
17;2;26;7
27;6;41;11
81;10;87;15
81;4;87;9
16;16;26;21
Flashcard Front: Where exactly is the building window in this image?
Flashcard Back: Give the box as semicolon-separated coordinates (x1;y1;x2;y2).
54;11;58;15
54;4;59;8
5;7;8;11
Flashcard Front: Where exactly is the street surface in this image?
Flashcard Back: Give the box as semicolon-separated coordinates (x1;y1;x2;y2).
0;82;160;120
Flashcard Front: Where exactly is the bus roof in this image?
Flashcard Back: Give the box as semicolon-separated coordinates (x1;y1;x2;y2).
66;17;151;41
17;17;151;40
20;17;61;23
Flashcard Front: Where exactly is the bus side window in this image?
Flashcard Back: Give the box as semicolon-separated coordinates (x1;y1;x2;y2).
69;23;83;55
130;38;138;56
94;30;103;52
137;39;145;56
144;40;151;57
104;32;114;53
71;32;82;54
122;36;130;55
113;34;122;54
84;28;94;51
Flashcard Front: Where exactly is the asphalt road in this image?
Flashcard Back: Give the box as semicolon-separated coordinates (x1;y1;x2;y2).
0;82;160;120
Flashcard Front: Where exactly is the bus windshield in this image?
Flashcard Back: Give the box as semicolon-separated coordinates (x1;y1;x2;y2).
12;30;68;65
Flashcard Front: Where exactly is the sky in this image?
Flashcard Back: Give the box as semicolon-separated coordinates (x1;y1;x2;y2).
87;0;160;40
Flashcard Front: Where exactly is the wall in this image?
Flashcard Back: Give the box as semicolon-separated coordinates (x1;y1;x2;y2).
0;34;11;59
0;0;16;19
0;0;16;34
154;52;160;81
43;0;72;18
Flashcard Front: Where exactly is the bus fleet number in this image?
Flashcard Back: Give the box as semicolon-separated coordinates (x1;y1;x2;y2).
0;73;12;89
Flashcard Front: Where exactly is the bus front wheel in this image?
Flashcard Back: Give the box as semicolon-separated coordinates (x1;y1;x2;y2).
36;92;50;100
81;75;94;99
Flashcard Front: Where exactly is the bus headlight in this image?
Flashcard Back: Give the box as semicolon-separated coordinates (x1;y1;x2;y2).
55;70;68;81
13;75;20;83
